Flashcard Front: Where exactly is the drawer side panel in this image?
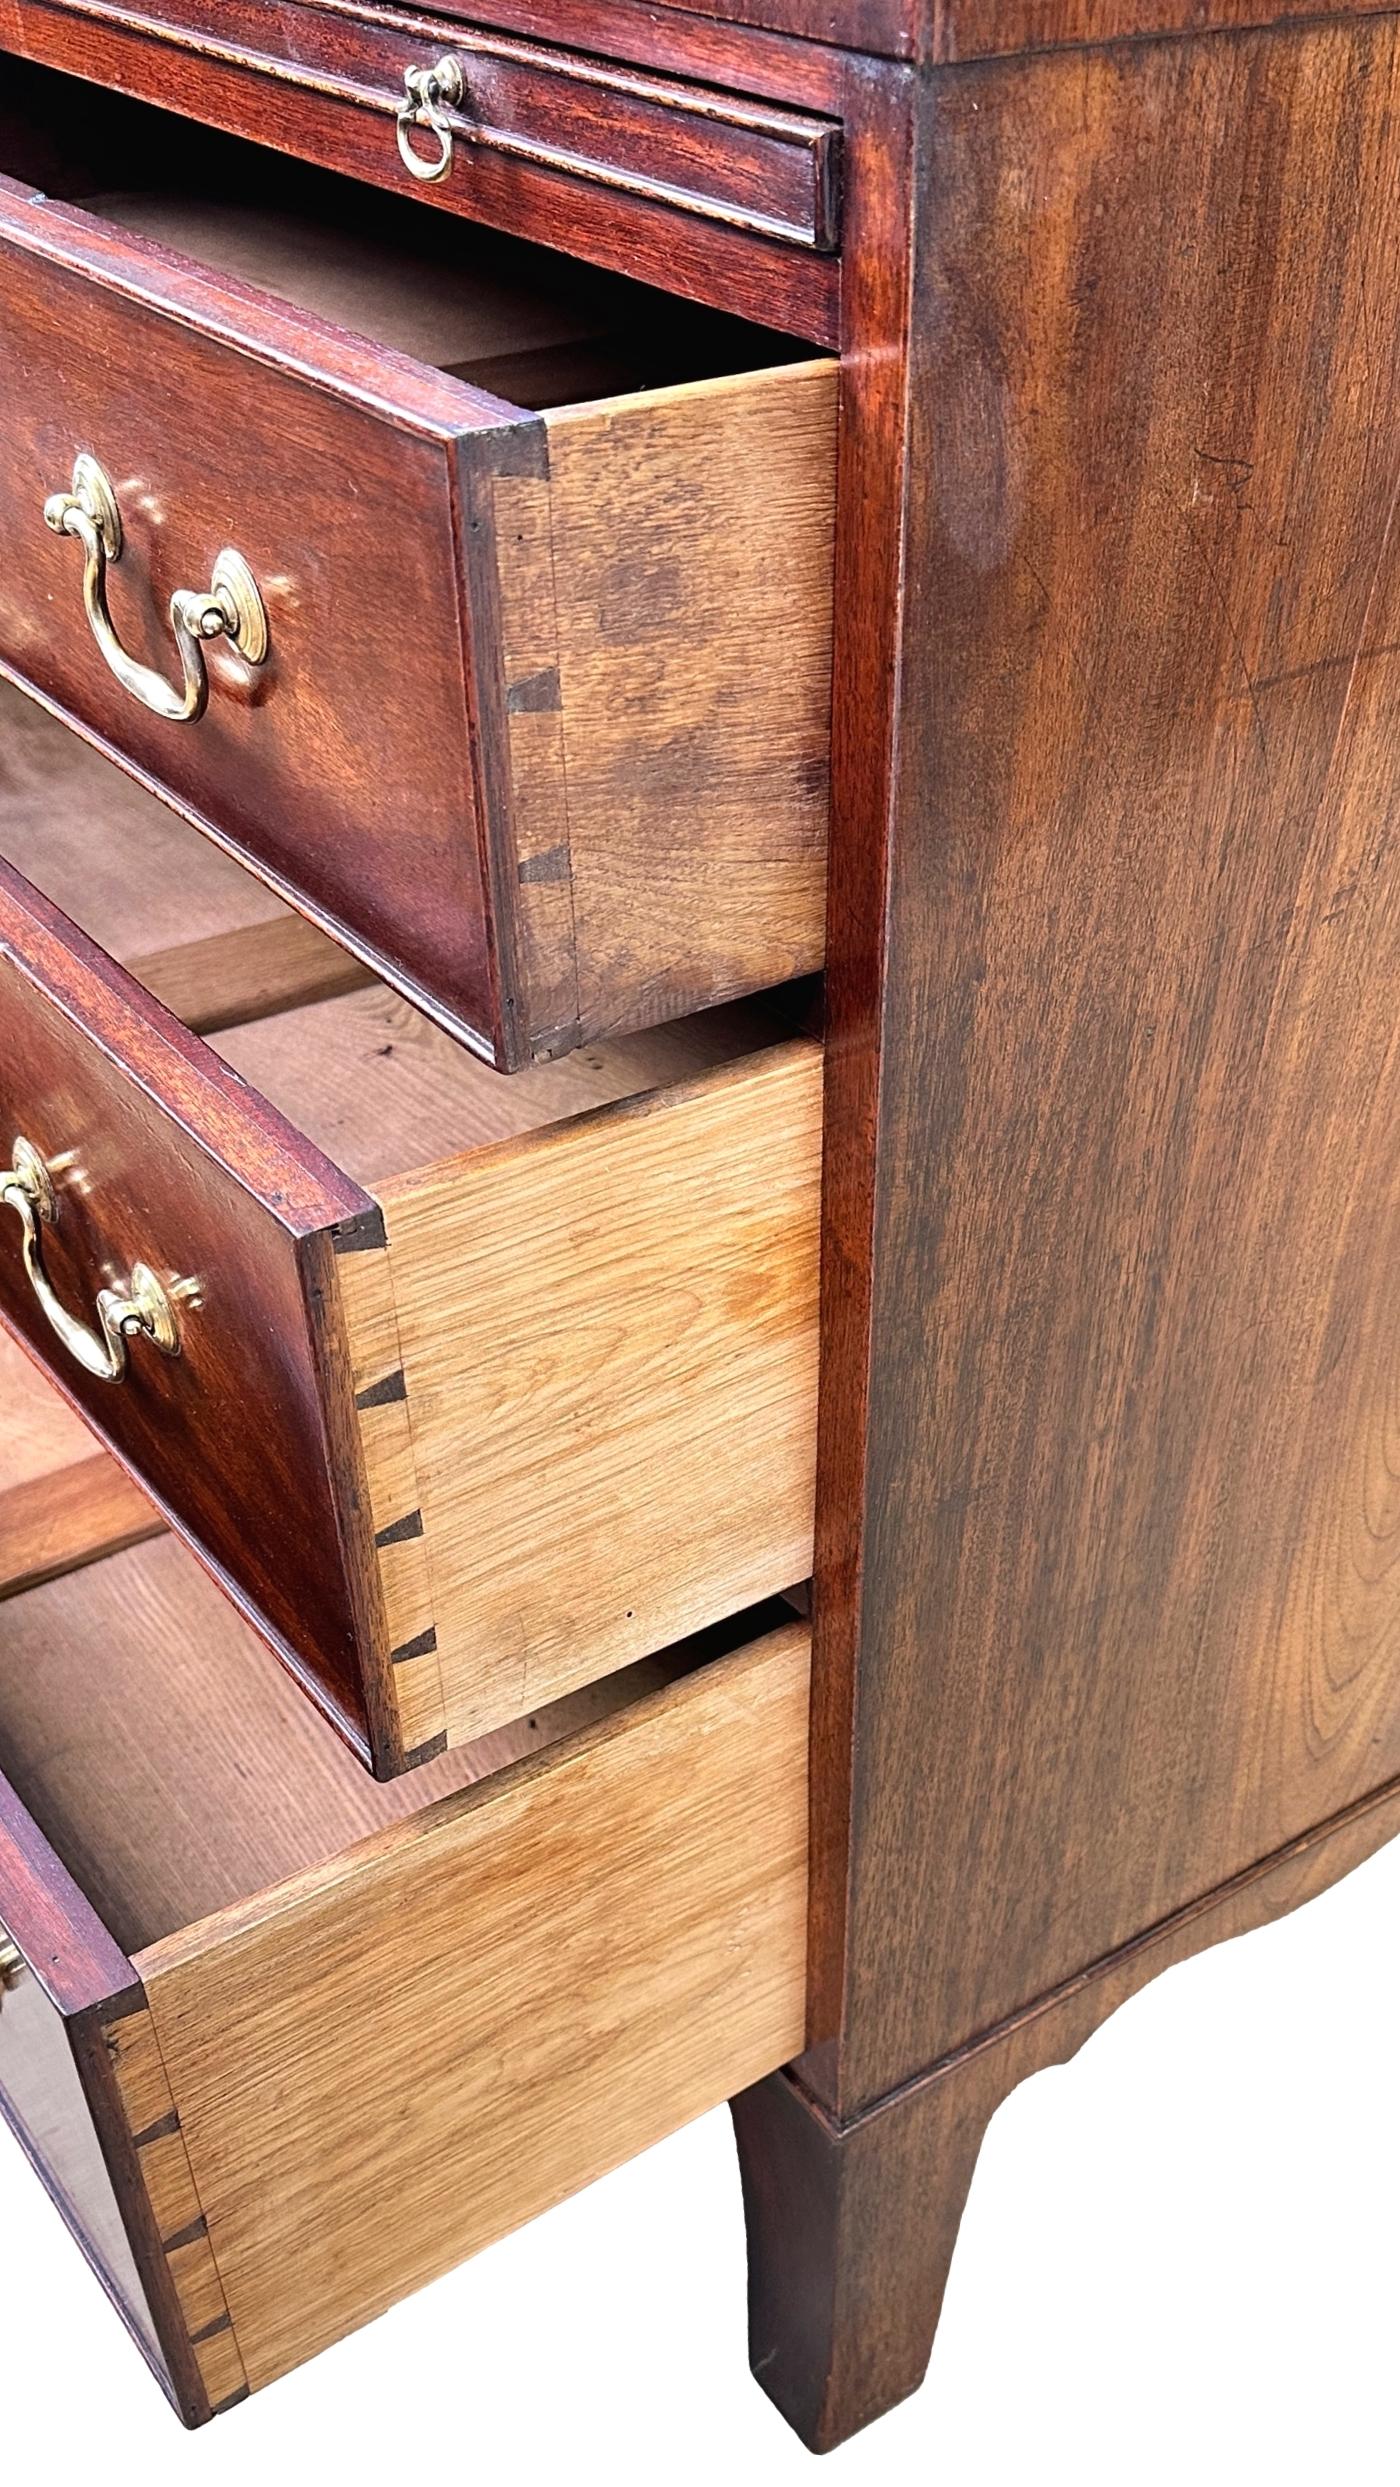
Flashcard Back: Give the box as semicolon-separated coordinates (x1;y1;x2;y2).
136;1625;811;2393
377;1038;822;1747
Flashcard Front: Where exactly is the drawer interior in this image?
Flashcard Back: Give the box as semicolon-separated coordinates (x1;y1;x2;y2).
0;1526;784;1954
0;1520;809;2407
0;682;803;1190
6;61;816;408
0;694;820;1769
0;679;365;1030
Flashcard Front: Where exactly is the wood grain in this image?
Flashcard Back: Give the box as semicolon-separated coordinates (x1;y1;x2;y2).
104;2008;248;2413
0;1528;805;2416
82;18;843;256
376;1038;822;1745
525;362;835;1052
0;177;506;1052
0;114;835;1064
0;1522;753;2424
210;983;785;1192
0;856;387;1760
0;1529;705;1950
0;1452;160;1599
0;674;280;958
0;676;368;1028
0;1319;160;1597
133;1620;810;2392
0;1736;204;2414
0;19;842;334
0;1320;95;1498
0;824;816;1771
130;915;373;1035
0;1965;171;2382
802;51;920;2103
811;20;1400;2117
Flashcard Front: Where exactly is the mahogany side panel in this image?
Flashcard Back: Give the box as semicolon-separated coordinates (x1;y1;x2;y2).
928;0;1400;67
810;19;1400;2118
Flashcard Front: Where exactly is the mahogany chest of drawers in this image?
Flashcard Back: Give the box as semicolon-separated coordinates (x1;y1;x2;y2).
3;0;1400;2452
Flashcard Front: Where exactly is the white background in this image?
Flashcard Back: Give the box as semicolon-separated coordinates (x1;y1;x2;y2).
4;1827;1397;2487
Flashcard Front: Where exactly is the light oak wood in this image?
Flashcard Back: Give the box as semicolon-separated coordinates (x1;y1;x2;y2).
0;1327;159;1595
131;914;372;1035
136;1619;810;2392
0;1322;94;1497
0;681;364;1027
0;1532;689;1949
105;2007;248;2412
0;1452;160;1598
0;1532;809;2403
0;674;280;960
209;985;822;1754
378;1038;823;1745
0;819;819;1770
210;981;783;1191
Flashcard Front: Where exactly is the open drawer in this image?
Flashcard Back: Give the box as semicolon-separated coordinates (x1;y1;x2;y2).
0;708;820;1775
0;72;837;1066
0;1528;809;2421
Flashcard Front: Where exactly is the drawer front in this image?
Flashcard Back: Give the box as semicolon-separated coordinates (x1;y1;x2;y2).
0;1780;227;2423
0;1939;173;2393
0;185;511;1055
0;186;835;1065
0;0;843;332
0;859;391;1762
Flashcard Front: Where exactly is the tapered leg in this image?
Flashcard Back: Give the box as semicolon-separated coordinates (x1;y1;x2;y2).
730;2067;991;2455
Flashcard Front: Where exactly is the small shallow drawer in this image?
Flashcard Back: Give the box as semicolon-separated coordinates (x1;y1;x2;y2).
0;1531;809;2421
0;809;820;1776
0;100;836;1067
0;9;843;283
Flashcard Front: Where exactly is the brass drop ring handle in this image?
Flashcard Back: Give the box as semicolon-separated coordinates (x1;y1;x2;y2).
396;55;464;183
0;1137;180;1385
42;455;269;726
0;1930;23;2015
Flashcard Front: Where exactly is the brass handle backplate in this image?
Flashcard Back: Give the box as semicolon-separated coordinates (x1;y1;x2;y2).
43;454;269;725
1;1136;180;1384
397;55;464;182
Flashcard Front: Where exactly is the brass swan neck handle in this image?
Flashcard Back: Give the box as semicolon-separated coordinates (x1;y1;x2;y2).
43;454;268;726
0;1137;181;1385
